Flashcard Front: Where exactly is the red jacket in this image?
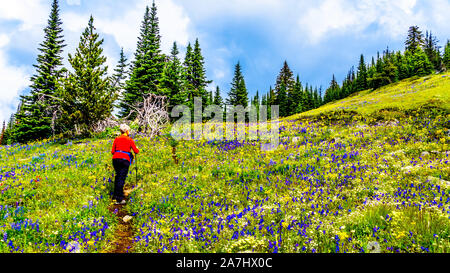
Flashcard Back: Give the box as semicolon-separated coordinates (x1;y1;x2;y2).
111;134;139;162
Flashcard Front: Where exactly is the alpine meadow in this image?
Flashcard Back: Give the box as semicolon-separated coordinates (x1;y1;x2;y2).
1;0;450;255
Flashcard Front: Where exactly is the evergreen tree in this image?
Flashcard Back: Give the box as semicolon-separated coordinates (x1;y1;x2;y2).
111;48;128;111
208;91;214;106
192;38;211;105
395;51;409;80
252;90;260;106
160;42;185;110
213;86;224;107
121;2;164;118
424;30;441;70
323;75;340;104
13;0;65;143
313;87;319;108
289;75;303;115
275;82;288;117
405;26;425;54
444;40;450;70
58;16;116;135
261;94;267;106
275;61;295;114
183;42;195;102
112;48;128;91
355;54;368;91
275;61;295;92
226;62;248;107
409;47;433;76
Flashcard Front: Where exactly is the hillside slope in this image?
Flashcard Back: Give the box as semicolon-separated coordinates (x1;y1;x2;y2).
299;73;450;117
0;73;449;253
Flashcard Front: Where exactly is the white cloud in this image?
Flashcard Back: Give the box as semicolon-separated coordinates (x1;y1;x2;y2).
66;0;81;5
173;0;284;20
0;0;48;31
0;35;31;124
298;0;425;43
0;1;48;124
64;0;191;55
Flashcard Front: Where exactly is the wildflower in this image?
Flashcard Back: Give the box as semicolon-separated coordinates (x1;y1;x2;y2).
367;241;380;253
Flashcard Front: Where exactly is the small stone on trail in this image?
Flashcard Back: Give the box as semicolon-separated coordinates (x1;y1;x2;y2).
123;215;133;223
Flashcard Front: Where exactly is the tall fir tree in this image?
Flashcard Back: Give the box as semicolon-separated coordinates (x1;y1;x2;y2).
275;82;288;117
112;48;128;110
183;42;195;102
275;61;295;114
409;47;433;76
424;30;441;71
13;0;66;143
355;54;368;91
444;40;450;70
324;75;340;104
192;38;211;105
226;62;248;107
405;26;425;54
58;16;116;135
121;2;164;118
160;42;185;110
289;75;303;115
213;86;224;108
112;48;128;91
275;61;295;92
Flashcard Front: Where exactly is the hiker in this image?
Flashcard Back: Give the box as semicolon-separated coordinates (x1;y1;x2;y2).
111;124;139;205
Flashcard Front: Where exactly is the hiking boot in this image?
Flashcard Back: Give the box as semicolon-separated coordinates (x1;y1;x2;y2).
115;200;126;205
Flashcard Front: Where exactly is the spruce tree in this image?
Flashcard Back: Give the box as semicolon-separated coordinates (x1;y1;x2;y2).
111;48;128;112
444;40;450;70
213;86;224;107
324;75;340;104
313;87;319;109
183;42;195;102
395;51;409;80
275;82;288;117
121;2;164;118
192;39;211;105
59;16;116;135
409;47;433;76
275;61;295;114
227;62;248;107
112;48;128;92
355;54;368;91
405;26;425;54
424;31;441;70
13;0;65;143
275;61;295;92
289;75;303;114
160;42;185;110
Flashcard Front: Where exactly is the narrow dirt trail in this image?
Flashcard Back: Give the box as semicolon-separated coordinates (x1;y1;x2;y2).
108;187;134;253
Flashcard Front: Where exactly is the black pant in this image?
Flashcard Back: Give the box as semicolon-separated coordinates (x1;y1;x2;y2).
113;158;130;202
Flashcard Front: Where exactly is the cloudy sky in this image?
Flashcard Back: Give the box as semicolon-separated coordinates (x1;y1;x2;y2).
0;0;449;123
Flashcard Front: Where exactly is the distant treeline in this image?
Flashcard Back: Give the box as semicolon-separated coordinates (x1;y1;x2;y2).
1;0;449;145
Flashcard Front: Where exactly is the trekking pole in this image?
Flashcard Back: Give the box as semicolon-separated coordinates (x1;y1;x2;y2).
135;153;138;188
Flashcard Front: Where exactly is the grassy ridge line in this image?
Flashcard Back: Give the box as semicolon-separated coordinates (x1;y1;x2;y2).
295;73;450;118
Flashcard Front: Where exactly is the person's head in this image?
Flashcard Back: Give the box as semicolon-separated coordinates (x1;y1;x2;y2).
119;124;130;135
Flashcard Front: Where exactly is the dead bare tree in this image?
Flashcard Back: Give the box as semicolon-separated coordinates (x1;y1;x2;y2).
91;116;121;134
35;92;64;138
92;93;169;138
131;94;169;138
